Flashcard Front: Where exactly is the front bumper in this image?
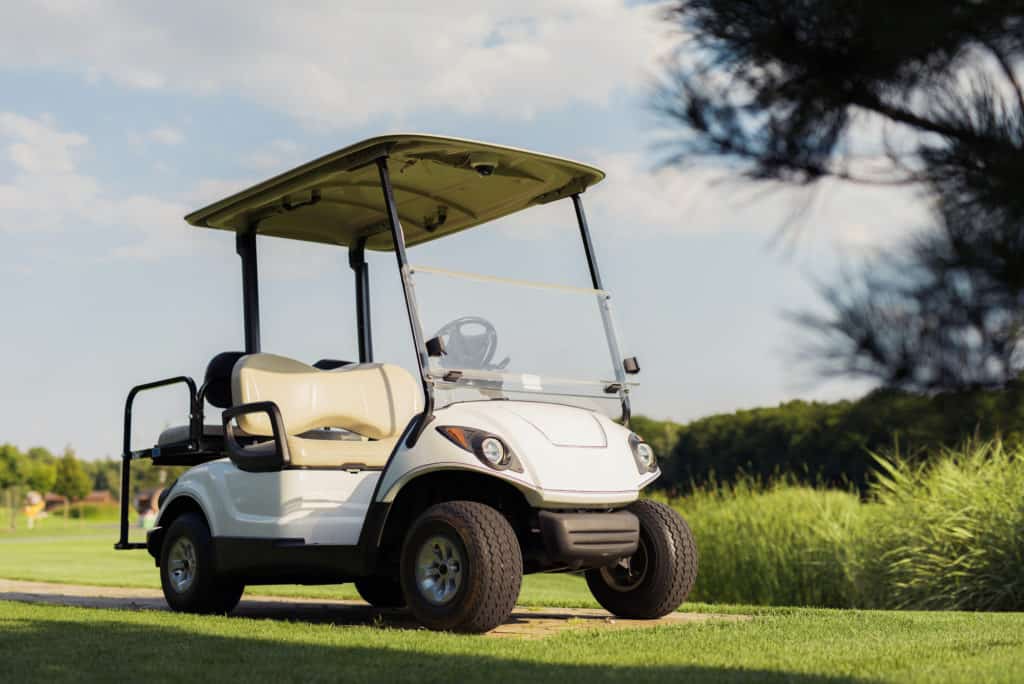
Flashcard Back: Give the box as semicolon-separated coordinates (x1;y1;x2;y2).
537;510;639;565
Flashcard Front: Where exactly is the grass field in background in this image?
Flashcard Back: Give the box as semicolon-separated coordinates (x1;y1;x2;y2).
1;503;121;537
3;441;1022;611
3;600;1024;684
4;445;1024;683
0;526;600;607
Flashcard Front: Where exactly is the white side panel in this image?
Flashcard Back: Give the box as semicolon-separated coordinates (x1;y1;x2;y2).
161;459;379;546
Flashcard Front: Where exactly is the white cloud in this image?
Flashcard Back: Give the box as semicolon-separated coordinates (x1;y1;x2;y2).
584;152;932;250
0;1;676;128
0;112;200;257
148;125;185;145
243;139;302;171
0;112;87;174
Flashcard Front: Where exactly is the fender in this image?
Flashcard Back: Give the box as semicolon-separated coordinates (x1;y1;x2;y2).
147;489;214;563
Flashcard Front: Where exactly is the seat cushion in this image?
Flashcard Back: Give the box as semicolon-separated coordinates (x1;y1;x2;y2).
232;354;421;439
157;424;224;447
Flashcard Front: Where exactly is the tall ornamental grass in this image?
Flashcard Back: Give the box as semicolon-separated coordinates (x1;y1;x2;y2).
669;441;1024;610
865;442;1024;610
671;481;866;607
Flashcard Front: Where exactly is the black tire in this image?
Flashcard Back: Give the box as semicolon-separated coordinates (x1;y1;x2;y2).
159;512;244;615
400;501;522;633
355;575;406;608
585;500;697;619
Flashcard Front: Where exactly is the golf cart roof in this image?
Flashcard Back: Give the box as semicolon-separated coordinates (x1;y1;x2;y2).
185;134;605;251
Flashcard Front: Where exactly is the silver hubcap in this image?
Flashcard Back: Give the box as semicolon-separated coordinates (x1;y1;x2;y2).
600;537;649;592
167;537;197;593
415;534;464;605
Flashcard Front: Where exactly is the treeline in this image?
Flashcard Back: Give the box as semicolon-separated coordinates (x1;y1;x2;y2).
7;380;1023;508
0;444;182;515
633;383;1024;493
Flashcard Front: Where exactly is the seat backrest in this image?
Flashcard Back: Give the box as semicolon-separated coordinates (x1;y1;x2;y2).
204;351;246;409
231;353;422;439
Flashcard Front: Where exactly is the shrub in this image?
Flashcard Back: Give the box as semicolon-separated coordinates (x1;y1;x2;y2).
640;382;1024;493
666;441;1024;610
52;502;119;521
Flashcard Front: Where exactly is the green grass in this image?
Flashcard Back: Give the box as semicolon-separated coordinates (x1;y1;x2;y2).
663;440;1024;609
1;503;121;537
671;484;866;607
5;441;1024;610
3;600;1024;683
865;442;1024;610
0;528;601;607
4;455;1024;683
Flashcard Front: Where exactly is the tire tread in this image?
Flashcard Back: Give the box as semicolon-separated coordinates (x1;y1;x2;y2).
401;500;522;633
585;500;698;619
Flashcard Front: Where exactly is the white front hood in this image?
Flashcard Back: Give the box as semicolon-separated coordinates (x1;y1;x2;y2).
437;400;648;495
502;402;608;447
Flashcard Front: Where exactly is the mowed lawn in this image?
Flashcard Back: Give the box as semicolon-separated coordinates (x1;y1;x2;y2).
3;528;1024;683
0;524;595;606
3;600;1024;683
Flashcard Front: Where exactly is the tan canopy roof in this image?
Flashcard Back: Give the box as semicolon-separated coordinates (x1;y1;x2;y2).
185;134;605;251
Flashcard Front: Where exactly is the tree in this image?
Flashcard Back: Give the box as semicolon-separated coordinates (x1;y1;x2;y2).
23;446;57;494
0;444;20;491
0;444;24;530
86;458;122;499
53;448;92;522
660;1;1024;391
24;460;57;495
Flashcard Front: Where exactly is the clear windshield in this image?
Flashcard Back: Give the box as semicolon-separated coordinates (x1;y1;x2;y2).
408;264;634;408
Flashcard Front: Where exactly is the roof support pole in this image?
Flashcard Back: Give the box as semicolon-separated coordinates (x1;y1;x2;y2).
236;230;261;354
376;156;434;444
571;194;631;426
573;193;605;291
349;238;373;363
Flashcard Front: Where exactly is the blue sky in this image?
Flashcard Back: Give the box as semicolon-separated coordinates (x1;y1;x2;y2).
0;1;929;459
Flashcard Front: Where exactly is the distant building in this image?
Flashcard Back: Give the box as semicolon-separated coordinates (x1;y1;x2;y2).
43;493;68;512
83;490;115;505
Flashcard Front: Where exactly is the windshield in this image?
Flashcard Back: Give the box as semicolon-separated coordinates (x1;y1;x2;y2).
408;263;634;411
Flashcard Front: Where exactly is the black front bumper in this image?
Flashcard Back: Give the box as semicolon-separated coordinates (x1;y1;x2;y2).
537;510;639;566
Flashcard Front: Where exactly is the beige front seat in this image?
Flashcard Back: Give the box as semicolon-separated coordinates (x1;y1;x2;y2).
230;353;422;468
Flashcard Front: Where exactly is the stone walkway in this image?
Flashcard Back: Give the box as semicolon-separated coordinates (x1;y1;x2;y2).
0;578;749;638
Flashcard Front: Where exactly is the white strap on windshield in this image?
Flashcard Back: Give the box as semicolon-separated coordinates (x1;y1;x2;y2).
408;265;607;296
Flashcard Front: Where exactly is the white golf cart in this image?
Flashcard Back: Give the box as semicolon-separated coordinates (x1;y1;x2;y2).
115;134;697;633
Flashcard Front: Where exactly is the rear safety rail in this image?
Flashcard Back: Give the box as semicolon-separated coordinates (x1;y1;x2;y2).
117;375;200;550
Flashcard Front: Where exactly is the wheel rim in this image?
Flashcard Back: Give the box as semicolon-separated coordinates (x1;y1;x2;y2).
599;537;650;592
414;533;465;606
167;537;197;593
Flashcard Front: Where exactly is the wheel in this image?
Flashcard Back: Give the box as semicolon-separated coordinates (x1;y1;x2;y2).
585;500;697;619
355;575;406;608
160;512;245;615
399;501;522;633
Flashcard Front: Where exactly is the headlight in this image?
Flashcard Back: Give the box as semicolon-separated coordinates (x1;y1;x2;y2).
437;426;517;471
479;437;507;466
629;433;657;473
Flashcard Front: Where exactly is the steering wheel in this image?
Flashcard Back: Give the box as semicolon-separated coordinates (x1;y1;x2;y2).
433;316;508;370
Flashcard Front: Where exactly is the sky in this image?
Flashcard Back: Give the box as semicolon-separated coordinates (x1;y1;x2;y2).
0;1;932;460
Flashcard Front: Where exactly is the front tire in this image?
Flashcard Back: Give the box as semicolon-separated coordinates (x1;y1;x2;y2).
585;500;697;619
355;575;406;608
400;501;522;633
160;512;244;615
